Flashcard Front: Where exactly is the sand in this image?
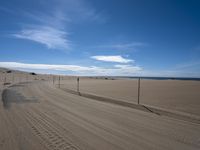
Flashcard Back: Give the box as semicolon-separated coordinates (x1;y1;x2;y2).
0;68;200;150
58;77;200;116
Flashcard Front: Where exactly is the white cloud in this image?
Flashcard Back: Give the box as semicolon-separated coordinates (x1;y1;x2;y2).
23;0;107;26
23;10;70;29
91;55;133;63
11;0;107;51
115;64;138;69
13;26;70;50
97;42;146;50
108;42;145;49
138;70;200;78
175;61;200;70
2;62;199;77
0;62;142;76
53;0;107;23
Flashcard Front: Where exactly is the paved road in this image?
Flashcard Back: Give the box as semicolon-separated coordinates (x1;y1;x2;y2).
0;82;200;150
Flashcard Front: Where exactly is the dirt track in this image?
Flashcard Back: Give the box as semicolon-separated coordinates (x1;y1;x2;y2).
0;81;200;150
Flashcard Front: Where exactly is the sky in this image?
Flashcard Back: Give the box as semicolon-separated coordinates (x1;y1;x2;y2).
0;0;200;77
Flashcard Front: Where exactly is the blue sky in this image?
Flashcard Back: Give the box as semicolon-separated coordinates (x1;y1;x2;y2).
0;0;200;77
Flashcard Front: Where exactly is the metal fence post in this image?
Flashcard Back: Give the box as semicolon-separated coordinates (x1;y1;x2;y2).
77;77;79;93
19;74;21;83
12;73;14;83
59;76;60;88
26;74;28;82
4;73;6;86
137;77;141;104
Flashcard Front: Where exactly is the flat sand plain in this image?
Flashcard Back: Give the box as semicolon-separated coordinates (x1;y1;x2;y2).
0;69;200;150
59;78;200;116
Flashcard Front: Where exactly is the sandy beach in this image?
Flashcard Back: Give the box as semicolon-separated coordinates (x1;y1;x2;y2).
1;0;200;149
58;77;200;116
0;69;200;150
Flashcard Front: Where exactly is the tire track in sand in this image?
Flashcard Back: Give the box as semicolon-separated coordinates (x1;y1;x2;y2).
24;107;79;150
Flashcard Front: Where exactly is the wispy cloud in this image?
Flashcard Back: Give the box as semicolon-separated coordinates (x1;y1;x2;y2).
23;10;70;29
0;62;93;71
13;26;70;50
113;64;142;73
3;62;198;77
175;61;200;70
10;0;107;51
91;55;133;63
0;6;16;15
0;62;142;76
139;69;200;78
53;0;107;23
97;42;146;50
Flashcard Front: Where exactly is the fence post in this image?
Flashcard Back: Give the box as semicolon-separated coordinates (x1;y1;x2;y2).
12;73;14;83
137;77;141;104
4;73;6;86
77;77;79;93
26;74;28;82
58;76;60;88
19;74;21;83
